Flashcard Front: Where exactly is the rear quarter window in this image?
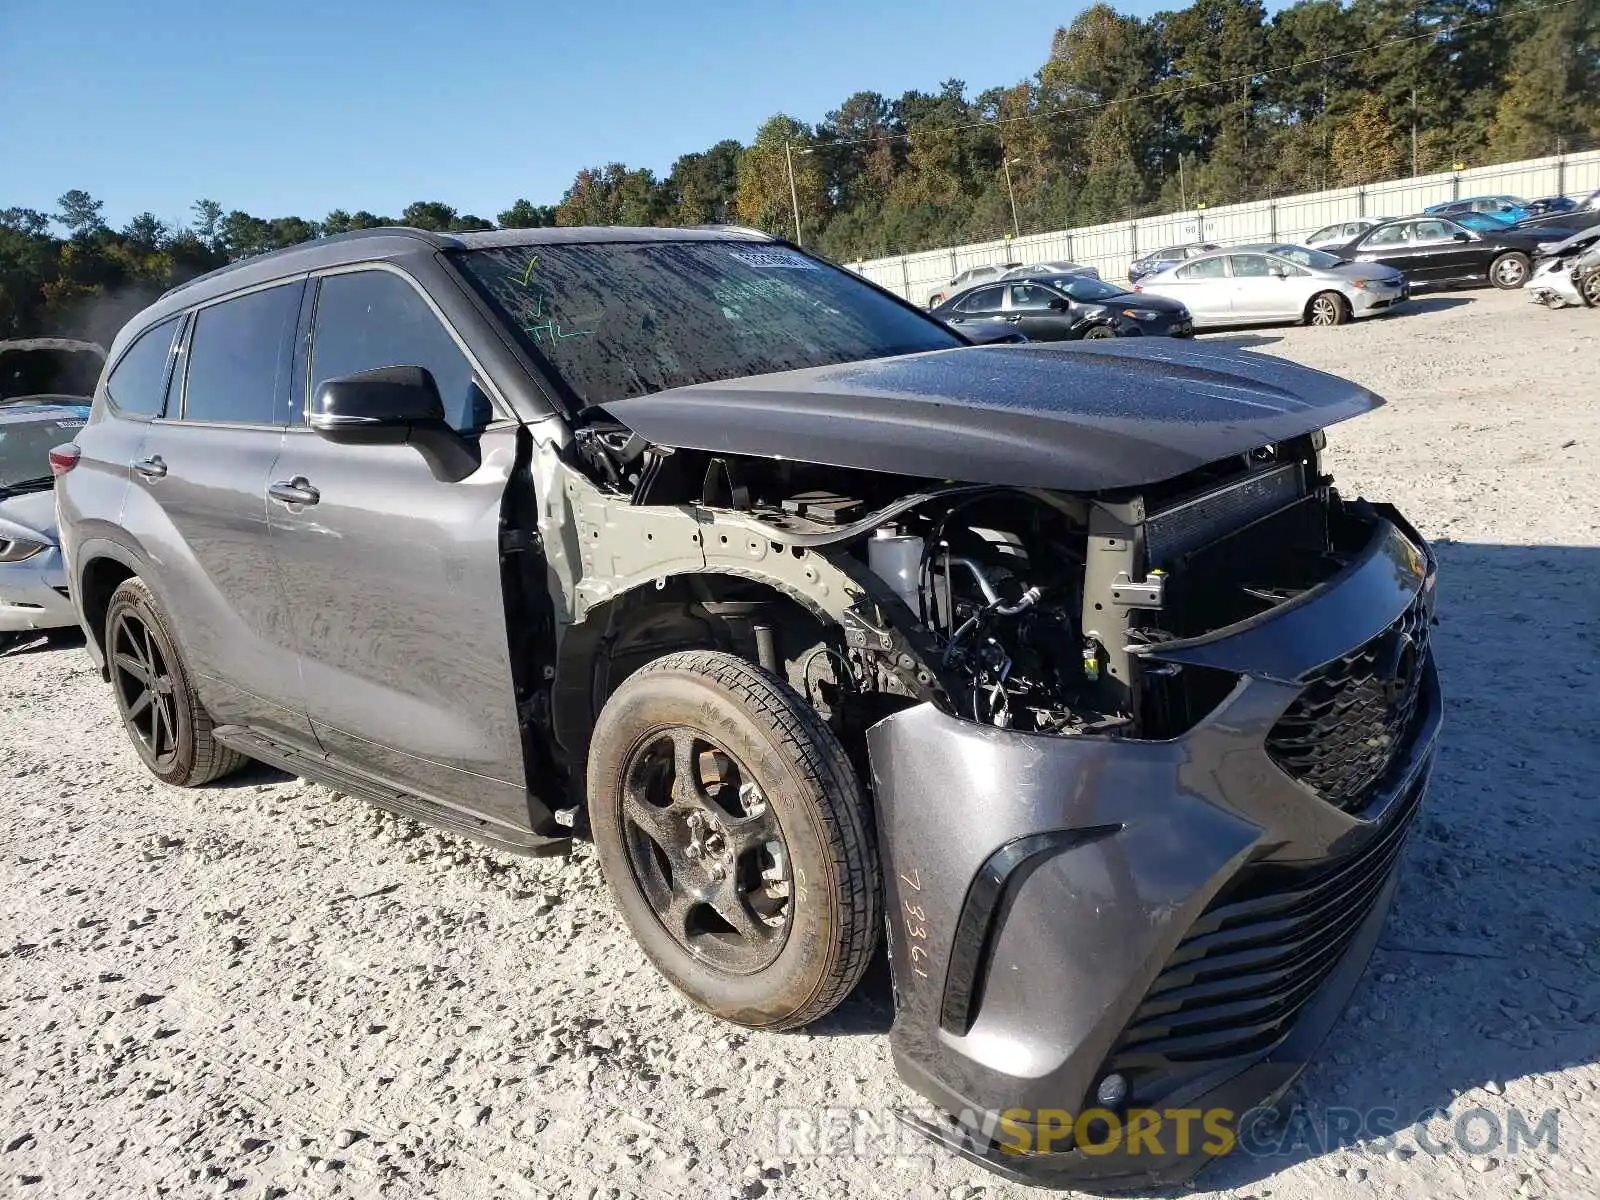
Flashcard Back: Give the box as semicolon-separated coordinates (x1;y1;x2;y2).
105;318;181;418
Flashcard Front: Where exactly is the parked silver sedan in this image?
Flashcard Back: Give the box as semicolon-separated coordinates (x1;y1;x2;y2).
1134;243;1408;328
0;403;88;648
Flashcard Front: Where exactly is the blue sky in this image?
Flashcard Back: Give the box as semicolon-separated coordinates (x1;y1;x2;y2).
3;0;1180;231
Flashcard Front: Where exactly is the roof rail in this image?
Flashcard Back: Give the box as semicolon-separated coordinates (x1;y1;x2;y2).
159;226;455;300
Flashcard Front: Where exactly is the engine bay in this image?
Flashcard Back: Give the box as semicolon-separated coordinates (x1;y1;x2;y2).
570;420;1376;742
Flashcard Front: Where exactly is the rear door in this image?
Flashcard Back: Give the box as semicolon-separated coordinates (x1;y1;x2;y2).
120;279;316;746
266;265;530;826
942;284;1009;336
1160;256;1230;325
1350;222;1418;275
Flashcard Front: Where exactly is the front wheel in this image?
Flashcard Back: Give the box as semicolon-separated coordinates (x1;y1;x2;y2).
104;578;249;786
1490;251;1530;289
1579;266;1600;308
587;650;880;1031
1307;291;1351;326
1081;324;1117;340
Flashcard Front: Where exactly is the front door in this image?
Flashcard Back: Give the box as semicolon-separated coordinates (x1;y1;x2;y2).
267;266;534;829
121;279;317;747
1005;283;1070;341
1227;253;1298;319
1408;218;1481;281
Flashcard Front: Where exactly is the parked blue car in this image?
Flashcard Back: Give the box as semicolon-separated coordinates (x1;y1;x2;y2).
1424;195;1534;224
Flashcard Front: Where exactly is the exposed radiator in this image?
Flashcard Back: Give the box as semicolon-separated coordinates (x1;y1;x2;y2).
1144;462;1306;565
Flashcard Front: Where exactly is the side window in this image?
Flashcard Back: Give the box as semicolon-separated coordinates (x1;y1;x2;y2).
104;318;181;418
1176;257;1227;280
309;271;483;433
1008;284;1053;311
1412;219;1456;243
957;285;1005;313
182;283;302;424
1228;254;1275;278
1362;224;1411;248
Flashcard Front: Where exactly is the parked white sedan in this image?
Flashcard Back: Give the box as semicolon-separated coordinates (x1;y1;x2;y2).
1134;244;1409;328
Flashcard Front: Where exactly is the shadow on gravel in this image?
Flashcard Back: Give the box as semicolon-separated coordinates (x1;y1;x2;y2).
1195;333;1285;349
0;628;84;658
1192;540;1600;1193
1394;295;1477;315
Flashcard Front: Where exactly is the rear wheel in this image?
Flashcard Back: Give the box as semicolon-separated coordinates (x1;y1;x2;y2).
588;650;879;1030
1490;251;1530;289
1307;292;1350;326
104;578;248;786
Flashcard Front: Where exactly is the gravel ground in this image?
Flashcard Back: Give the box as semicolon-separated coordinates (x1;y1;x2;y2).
2;287;1598;1200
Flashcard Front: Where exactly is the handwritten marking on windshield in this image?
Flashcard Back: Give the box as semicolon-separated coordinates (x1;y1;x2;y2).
516;255;541;288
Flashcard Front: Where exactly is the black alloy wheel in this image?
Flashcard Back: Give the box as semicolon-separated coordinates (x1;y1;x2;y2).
619;726;792;973
110;606;182;774
1082;324;1117;339
103;577;248;786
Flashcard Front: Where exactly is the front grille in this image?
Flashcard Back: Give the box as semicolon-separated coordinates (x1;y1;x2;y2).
1266;590;1431;810
1105;769;1425;1083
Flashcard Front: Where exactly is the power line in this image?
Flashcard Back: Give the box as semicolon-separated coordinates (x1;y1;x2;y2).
808;0;1578;151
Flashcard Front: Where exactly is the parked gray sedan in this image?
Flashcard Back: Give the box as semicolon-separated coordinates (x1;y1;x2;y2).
1136;243;1408;327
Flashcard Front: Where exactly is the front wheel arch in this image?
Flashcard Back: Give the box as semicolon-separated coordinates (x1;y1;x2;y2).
1305;291;1351;326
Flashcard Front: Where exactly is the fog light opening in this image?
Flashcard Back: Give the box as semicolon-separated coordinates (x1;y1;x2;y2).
1095;1073;1129;1109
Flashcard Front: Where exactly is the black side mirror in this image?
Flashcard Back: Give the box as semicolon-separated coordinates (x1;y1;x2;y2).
1452;231;1471;242
310;365;478;480
1049;297;1072;311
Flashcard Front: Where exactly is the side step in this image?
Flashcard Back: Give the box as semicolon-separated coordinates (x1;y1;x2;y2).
213;725;570;858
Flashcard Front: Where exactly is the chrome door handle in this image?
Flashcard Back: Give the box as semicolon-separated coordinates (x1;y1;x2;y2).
1001;315;1022;323
267;477;320;507
133;456;167;480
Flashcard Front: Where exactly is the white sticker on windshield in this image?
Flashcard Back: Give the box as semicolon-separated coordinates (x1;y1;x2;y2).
729;249;818;271
56;419;86;428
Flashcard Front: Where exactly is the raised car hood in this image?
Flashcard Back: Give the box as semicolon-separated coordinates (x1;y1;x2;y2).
599;340;1383;491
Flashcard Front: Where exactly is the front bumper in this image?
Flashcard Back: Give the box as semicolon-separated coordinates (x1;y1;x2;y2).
1351;280;1408;316
0;546;76;633
866;509;1439;1192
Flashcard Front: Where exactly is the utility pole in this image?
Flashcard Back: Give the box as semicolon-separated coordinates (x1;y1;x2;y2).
1410;85;1419;177
1179;154;1188;211
1002;157;1022;240
784;141;804;247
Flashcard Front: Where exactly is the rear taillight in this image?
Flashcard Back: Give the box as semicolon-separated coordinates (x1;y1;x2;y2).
48;444;81;477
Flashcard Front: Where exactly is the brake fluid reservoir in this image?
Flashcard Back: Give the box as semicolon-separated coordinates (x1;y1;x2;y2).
868;529;925;615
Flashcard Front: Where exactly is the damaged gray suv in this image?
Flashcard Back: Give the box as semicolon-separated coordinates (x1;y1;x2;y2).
56;226;1440;1192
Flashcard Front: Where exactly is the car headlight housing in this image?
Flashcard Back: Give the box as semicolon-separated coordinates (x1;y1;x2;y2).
0;537;47;563
1122;308;1163;321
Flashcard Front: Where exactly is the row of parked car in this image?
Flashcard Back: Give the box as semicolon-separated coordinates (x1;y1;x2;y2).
922;188;1600;339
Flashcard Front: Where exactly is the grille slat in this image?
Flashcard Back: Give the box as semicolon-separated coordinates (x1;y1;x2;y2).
1266;590;1431;810
1106;768;1427;1075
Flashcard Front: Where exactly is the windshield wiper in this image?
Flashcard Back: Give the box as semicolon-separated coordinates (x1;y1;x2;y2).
0;474;55;498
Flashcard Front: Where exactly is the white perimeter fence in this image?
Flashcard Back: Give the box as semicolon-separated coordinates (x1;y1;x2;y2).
847;149;1600;300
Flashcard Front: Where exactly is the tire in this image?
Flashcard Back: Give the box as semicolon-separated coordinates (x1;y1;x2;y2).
1580;267;1600;309
1490;251;1530;290
587;650;879;1030
1307;291;1350;326
1082;324;1117;340
104;577;249;787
